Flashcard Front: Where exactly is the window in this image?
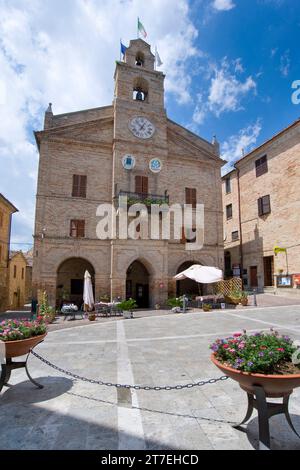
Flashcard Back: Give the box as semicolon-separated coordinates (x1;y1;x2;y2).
72;175;87;198
135;175;148;194
0;210;3;227
70;220;85;238
225;177;231;194
185;188;197;208
226;204;233;220
258;195;271;216
255;155;268;177
22;267;24;279
232;231;239;241
13;265;17;278
0;244;2;261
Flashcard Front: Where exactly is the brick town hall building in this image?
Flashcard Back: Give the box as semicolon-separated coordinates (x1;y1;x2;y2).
32;39;224;308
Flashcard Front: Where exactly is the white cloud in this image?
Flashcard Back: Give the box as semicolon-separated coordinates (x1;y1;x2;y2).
0;0;200;244
191;57;257;125
280;50;291;77
221;119;262;174
212;0;235;11
208;66;256;116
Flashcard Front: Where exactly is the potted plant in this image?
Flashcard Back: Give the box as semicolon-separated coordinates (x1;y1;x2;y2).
240;292;249;306
224;289;243;305
38;291;56;323
88;312;96;321
167;297;183;309
155;303;161;310
118;298;137;319
210;329;300;397
0;319;47;359
203;303;212;312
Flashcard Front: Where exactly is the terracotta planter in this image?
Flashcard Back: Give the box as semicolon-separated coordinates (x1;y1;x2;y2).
88;314;96;321
241;298;248;306
4;333;47;359
211;353;300;398
224;296;240;306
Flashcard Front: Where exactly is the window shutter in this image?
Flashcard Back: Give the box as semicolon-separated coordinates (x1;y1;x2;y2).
79;175;87;198
181;227;186;244
185;188;196;207
258;198;263;216
77;220;85;238
142;176;148;194
72;175;80;197
135;176;143;194
262;195;271;214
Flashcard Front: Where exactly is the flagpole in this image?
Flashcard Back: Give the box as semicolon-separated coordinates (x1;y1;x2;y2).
137;17;139;39
120;38;121;61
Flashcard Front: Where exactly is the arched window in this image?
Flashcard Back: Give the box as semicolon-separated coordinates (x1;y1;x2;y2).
135;52;145;67
133;77;149;102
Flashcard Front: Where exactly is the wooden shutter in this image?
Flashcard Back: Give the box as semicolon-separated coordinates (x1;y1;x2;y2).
79;176;87;198
185;188;196;208
256;156;268;177
135;176;142;194
258;198;263;216
77;220;85;238
72;175;80;197
262;195;271;214
135;176;148;194
72;175;87;197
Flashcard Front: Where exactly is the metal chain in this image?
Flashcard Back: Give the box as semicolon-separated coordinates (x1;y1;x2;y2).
30;350;228;391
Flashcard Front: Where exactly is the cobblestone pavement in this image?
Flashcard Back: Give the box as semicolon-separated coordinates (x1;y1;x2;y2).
1;304;300;450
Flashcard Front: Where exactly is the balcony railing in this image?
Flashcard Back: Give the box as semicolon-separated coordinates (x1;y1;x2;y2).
117;191;169;206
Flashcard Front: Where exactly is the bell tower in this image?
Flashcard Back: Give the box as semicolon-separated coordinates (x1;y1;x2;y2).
111;39;168;303
114;39;165;110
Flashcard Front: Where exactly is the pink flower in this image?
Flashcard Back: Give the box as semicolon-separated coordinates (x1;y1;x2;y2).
233;333;242;338
238;342;246;349
223;344;229;349
277;348;285;352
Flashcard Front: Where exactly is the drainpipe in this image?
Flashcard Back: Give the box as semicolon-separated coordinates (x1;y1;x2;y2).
236;168;244;281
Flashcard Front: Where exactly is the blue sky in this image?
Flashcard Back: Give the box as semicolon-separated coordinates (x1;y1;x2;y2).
0;0;299;249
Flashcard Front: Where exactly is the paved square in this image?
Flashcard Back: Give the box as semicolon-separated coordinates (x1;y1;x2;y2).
1;304;300;450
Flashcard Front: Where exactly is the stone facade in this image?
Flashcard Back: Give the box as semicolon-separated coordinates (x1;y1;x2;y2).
0;194;18;312
222;119;300;291
33;39;224;308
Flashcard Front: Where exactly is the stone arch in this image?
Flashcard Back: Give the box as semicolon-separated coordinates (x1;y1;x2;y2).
124;256;158;308
133;76;149;102
56;257;95;309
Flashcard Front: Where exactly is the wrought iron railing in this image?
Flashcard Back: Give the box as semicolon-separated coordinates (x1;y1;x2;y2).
117;191;169;206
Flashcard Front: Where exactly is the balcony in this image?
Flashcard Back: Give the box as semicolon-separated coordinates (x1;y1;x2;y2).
117;191;169;208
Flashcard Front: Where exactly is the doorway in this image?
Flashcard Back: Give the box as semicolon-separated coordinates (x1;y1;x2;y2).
126;260;150;308
250;266;258;288
264;256;274;287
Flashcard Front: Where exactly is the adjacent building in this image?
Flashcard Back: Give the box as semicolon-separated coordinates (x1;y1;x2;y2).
7;251;27;310
223;118;300;292
32;38;224;308
0;194;18;312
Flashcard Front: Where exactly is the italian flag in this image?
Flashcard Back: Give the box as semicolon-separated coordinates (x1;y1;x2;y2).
138;17;147;38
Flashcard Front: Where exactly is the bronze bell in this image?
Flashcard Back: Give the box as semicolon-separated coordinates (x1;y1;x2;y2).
136;90;143;101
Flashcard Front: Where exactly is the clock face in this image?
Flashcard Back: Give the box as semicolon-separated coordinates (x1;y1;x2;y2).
149;158;162;173
129;116;155;139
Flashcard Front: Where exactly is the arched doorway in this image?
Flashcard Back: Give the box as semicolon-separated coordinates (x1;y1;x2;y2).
126;260;149;308
56;258;95;308
176;261;206;298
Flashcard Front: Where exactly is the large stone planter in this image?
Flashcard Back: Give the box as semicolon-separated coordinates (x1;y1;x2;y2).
4;334;47;359
211;353;300;398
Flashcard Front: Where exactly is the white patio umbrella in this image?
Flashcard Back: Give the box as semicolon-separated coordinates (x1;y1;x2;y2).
174;265;223;284
83;270;94;311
